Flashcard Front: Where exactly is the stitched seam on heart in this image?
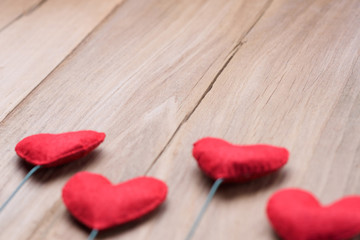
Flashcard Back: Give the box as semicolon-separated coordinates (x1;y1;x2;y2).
31;139;103;166
15;131;105;166
246;160;285;173
63;174;167;230
267;190;360;240
52;133;104;163
222;159;286;181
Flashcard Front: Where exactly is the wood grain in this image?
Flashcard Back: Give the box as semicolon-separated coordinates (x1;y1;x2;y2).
0;0;270;239
147;0;360;239
0;0;43;30
0;0;359;239
0;0;123;122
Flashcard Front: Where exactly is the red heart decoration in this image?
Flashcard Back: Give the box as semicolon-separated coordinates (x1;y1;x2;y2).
15;130;105;167
192;137;289;182
267;189;360;240
62;172;167;230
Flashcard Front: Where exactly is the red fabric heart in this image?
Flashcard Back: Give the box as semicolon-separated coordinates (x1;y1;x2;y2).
267;189;360;240
192;137;289;182
15;130;105;167
62;172;167;230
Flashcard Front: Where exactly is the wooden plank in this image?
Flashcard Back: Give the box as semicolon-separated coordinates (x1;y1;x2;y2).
0;0;44;30
0;0;270;239
146;0;360;239
0;0;43;30
0;0;123;122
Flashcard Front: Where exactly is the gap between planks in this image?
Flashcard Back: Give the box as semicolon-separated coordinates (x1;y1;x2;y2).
145;0;274;175
0;0;47;33
0;0;129;126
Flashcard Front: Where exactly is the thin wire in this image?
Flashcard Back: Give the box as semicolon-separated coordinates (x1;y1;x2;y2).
185;178;224;240
87;229;99;240
0;165;42;212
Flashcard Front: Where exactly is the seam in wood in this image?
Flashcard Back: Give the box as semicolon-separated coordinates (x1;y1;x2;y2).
0;0;48;33
25;0;48;15
144;50;239;175
15;1;131;234
229;0;274;54
145;0;275;175
0;0;129;126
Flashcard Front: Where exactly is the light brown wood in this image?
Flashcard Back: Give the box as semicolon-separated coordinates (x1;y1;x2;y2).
0;0;43;30
0;0;359;239
0;0;269;239
0;0;123;122
147;0;360;239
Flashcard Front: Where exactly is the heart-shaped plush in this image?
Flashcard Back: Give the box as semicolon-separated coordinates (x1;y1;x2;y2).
15;130;105;167
62;172;167;230
267;188;360;240
192;137;289;182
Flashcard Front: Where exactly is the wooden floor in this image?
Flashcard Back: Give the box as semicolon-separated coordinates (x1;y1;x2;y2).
0;0;359;239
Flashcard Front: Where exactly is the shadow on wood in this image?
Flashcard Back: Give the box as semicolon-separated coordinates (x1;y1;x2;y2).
15;149;103;183
64;202;168;238
99;203;168;238
192;167;289;200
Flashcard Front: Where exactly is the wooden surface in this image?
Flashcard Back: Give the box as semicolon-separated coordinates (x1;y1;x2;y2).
0;0;359;239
